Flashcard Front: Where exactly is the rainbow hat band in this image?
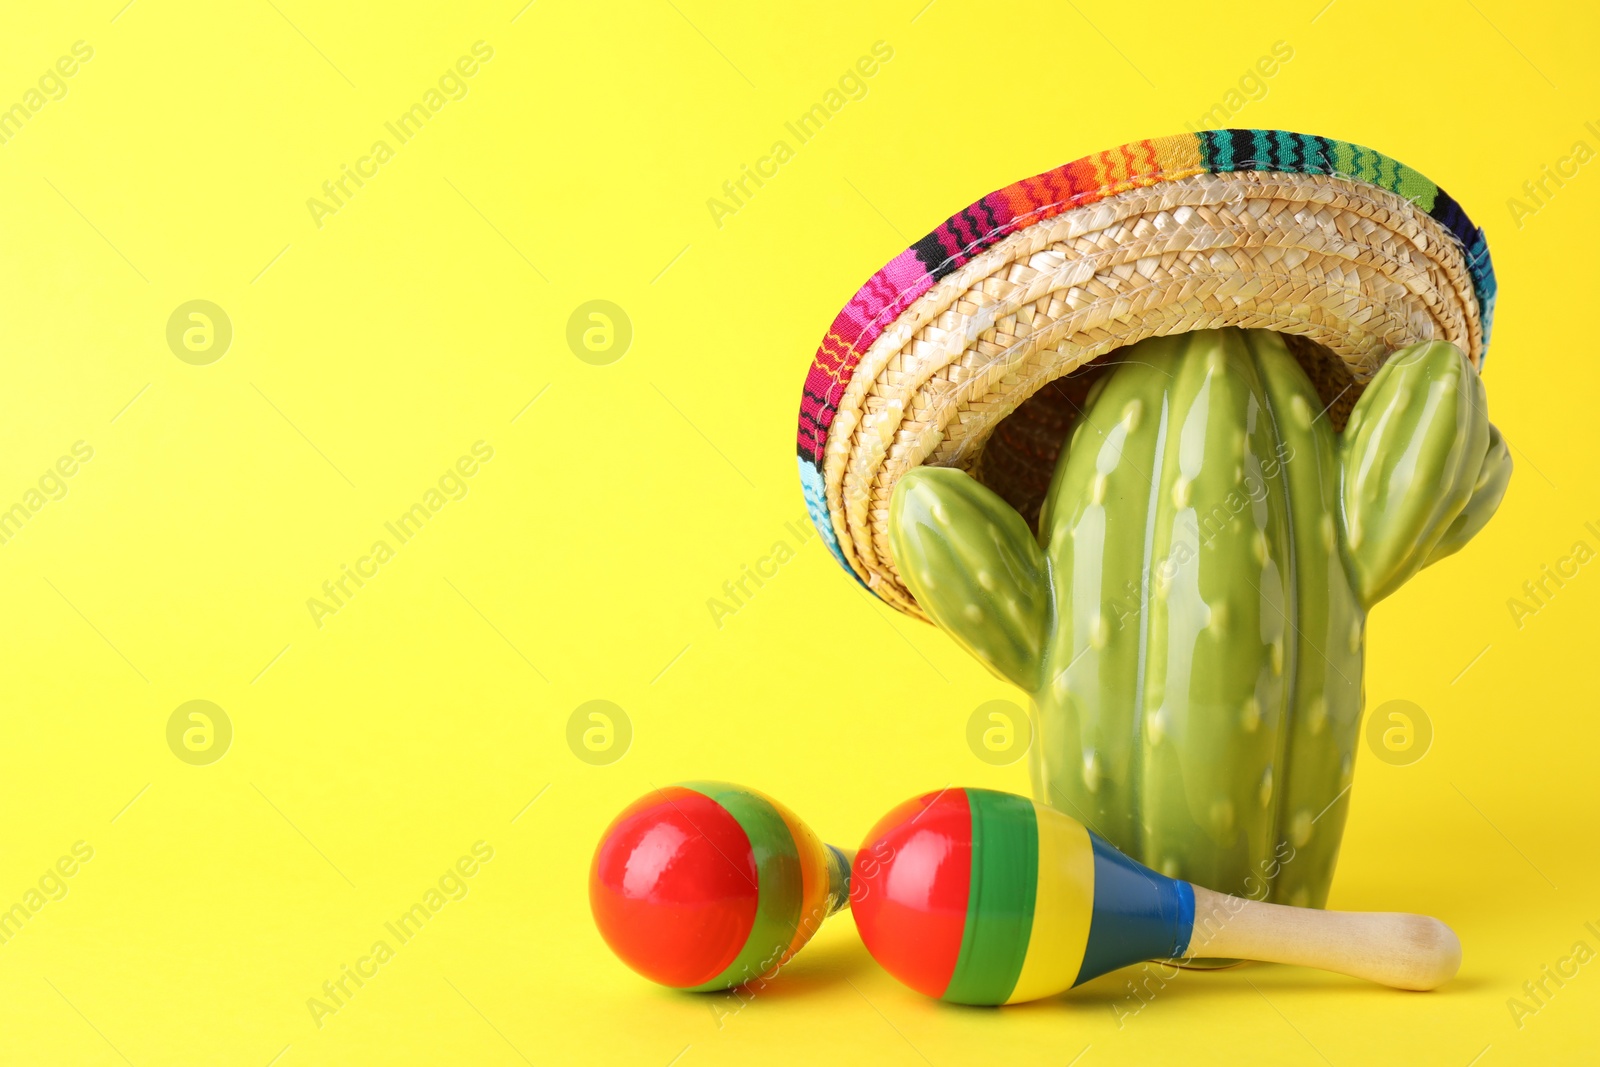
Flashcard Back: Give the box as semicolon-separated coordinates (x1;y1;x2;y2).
589;782;851;992
852;788;1196;1005
796;129;1496;615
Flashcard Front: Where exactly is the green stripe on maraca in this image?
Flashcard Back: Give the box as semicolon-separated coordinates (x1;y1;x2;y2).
943;790;1038;1004
679;782;802;992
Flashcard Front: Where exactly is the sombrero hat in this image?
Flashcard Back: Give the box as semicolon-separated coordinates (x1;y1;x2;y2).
796;128;1496;618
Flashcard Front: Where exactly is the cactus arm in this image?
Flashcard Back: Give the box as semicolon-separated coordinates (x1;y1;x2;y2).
1422;422;1512;569
888;467;1051;691
1338;341;1492;608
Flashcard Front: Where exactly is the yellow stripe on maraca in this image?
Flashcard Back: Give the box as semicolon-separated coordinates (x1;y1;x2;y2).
773;796;833;963
1005;803;1096;1003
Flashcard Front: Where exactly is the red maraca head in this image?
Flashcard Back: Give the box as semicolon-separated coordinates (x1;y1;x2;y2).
590;786;760;990
850;788;976;998
590;783;849;992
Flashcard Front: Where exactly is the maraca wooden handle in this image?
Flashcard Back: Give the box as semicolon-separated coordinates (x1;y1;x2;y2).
1187;887;1461;990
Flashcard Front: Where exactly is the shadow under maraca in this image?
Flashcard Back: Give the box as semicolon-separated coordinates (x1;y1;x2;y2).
709;931;879;1006
999;960;1490;1016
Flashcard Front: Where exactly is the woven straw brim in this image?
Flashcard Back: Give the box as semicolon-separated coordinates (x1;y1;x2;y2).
822;169;1486;619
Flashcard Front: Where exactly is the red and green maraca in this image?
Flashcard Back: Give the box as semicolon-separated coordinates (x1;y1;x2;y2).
590;782;852;991
853;787;1461;1004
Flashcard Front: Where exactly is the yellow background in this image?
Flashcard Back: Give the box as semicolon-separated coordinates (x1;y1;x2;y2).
0;0;1595;1063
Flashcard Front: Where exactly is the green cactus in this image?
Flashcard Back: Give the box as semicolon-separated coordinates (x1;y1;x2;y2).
890;328;1508;915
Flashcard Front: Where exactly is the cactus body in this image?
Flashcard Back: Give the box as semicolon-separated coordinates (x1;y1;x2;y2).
890;329;1508;915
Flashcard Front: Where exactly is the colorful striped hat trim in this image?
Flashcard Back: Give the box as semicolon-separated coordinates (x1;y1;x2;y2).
796;129;1496;606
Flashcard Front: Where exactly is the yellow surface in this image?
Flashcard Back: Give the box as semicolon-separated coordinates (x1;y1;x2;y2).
0;1;1595;1064
1007;806;1094;1005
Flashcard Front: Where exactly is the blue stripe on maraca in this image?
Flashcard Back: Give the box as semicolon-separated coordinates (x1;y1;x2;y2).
1074;831;1195;986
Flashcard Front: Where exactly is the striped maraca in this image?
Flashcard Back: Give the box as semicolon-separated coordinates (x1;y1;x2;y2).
590;782;853;991
853;788;1461;1004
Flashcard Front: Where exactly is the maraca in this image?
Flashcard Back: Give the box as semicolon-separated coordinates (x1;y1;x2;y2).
852;788;1461;1005
590;782;853;991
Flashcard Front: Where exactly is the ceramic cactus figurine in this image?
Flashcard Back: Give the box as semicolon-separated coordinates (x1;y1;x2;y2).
799;131;1503;930
888;328;1510;911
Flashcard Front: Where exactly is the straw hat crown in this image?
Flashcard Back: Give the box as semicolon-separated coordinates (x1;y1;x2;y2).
796;128;1496;617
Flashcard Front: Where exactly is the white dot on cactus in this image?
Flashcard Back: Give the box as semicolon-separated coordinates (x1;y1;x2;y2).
977;569;996;591
1146;710;1167;745
1241;697;1261;732
1090;614;1110;649
1207;602;1228;635
1291;810;1313;848
1340;752;1353;784
1348;620;1362;654
1321;514;1336;551
932;503;950;525
1091;473;1107;505
1253;530;1269;565
1308;696;1328;734
919;569;936;589
1082;751;1101;792
1171;477;1192;508
1291;394;1312;428
964;604;983;623
1122;399;1142;431
1259;767;1274;807
1207;349;1226;374
1160;858;1181;878
1271;639;1284;676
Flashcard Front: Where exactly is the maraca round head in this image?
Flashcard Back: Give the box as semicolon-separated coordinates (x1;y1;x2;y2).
852;788;1193;1005
590;782;849;992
